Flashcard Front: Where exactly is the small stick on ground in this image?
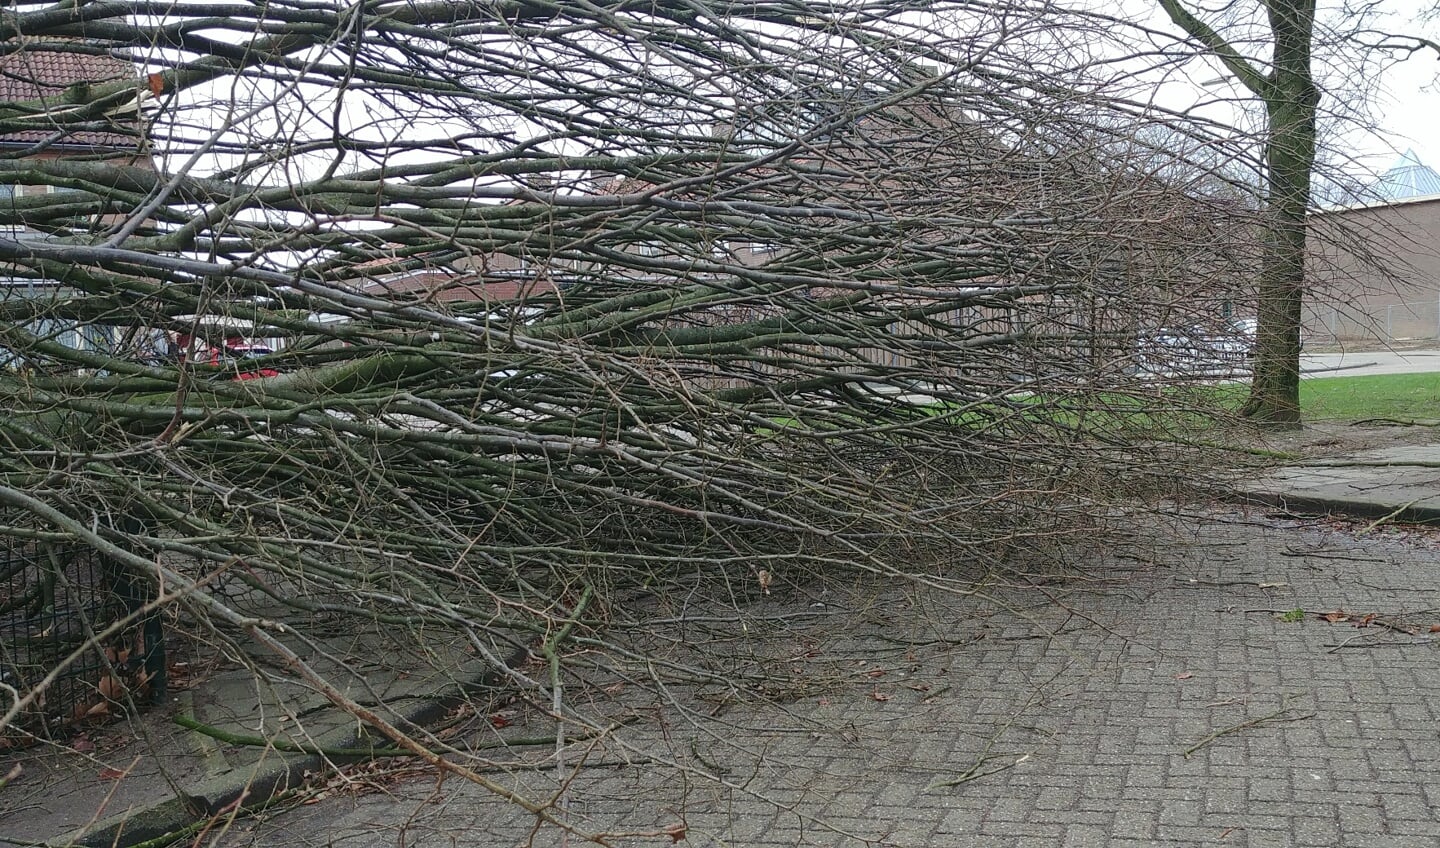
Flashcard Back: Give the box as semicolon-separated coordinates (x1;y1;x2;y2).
1358;499;1423;535
174;715;590;757
925;753;1030;790
1181;706;1314;758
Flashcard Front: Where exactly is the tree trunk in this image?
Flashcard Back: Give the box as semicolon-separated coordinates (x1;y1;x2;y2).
1156;0;1318;427
1241;0;1317;428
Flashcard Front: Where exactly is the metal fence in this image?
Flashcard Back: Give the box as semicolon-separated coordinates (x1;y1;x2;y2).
1304;298;1440;345
0;536;164;747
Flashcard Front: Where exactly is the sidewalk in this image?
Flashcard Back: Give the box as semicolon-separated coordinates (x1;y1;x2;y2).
6;447;1440;848
1237;445;1440;524
0;630;502;847
201;507;1440;848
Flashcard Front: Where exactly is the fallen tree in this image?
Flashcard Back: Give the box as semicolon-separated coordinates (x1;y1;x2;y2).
0;0;1268;837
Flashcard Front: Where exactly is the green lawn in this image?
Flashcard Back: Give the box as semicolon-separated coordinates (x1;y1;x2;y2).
763;373;1440;437
1302;373;1440;422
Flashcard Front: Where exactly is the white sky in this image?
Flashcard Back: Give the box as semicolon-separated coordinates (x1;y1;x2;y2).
1308;0;1440;181
1083;0;1440;191
129;0;1440;202
1366;52;1440;171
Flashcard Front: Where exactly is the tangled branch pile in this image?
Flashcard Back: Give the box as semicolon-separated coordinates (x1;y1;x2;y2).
0;0;1260;825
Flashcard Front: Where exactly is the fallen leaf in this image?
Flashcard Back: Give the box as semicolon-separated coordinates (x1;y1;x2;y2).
1322;610;1349;623
98;675;125;700
865;668;887;678
1175;672;1193;680
98;767;126;780
71;736;95;753
1355;613;1377;628
147;73;165;96
488;712;513;729
870;690;890;702
1429;624;1440;634
664;822;687;843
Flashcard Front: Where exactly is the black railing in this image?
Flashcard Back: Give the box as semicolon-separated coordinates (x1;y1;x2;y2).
0;536;164;747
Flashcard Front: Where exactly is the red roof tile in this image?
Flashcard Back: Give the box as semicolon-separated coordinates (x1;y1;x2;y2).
0;46;142;150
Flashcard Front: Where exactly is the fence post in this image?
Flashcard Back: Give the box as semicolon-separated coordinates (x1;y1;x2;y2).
105;514;166;705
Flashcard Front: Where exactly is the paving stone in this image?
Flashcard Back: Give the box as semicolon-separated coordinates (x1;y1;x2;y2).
17;510;1440;848
1337;803;1388;834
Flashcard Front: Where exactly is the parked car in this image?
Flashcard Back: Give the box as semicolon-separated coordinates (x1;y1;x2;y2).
1222;317;1258;357
1136;319;1255;378
202;341;280;380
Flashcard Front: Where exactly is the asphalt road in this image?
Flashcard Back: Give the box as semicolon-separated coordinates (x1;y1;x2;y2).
1301;348;1440;378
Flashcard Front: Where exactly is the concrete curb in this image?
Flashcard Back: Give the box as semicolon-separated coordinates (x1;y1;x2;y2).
55;646;529;848
1228;445;1440;528
1235;489;1440;525
67;734;329;848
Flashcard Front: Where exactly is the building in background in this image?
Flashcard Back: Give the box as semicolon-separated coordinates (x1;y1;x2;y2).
1309;150;1440;344
0;44;152;362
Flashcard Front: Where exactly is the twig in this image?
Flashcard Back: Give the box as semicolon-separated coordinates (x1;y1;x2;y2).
1326;637;1429;652
0;764;20;793
1303;460;1440;468
1326;634;1372;653
543;585;594;800
1178;579;1286;589
689;741;729;776
1350;418;1439;427
1279;548;1383;562
1181;707;1313;758
175;715;415;757
119;786;305;848
925;668;1055;792
925;753;1029;790
1367;617;1419;635
1358;499;1423;534
174;715;584;756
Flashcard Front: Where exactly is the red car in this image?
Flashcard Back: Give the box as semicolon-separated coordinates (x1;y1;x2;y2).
221;344;280;380
185;338;280;380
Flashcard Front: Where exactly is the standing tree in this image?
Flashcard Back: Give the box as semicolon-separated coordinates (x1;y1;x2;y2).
1157;0;1318;427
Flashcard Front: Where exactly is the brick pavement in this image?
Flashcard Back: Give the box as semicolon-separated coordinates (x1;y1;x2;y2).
186;512;1440;846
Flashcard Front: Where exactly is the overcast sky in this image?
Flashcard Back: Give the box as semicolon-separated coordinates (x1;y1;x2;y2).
1317;0;1440;180
1131;0;1440;190
1367;52;1440;171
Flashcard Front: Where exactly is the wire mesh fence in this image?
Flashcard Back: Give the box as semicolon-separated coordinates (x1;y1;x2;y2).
1304;298;1440;344
0;532;164;747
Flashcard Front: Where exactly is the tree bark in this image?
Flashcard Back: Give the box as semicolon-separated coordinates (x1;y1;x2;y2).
1241;0;1318;427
